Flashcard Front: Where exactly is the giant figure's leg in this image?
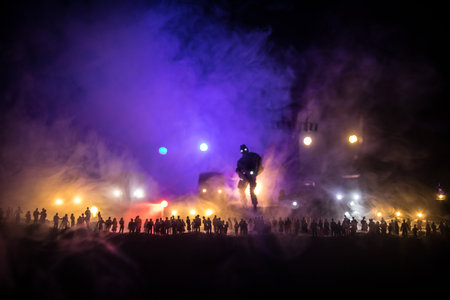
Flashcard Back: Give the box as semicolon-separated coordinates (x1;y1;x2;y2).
249;179;258;211
238;179;248;207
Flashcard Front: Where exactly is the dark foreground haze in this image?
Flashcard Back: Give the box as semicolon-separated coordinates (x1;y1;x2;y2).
1;223;449;298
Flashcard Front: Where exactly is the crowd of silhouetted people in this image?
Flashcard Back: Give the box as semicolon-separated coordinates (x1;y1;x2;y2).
1;205;449;238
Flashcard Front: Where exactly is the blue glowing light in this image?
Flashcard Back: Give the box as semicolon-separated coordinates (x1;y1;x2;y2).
159;147;168;155
199;143;208;152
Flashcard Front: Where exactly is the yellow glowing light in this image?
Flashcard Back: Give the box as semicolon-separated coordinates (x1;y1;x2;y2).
74;197;81;204
377;212;382;217
437;194;446;200
189;209;196;215
218;189;222;194
417;212;423;218
90;206;98;217
245;182;262;196
171;210;177;216
348;135;358;144
303;136;312;146
396;211;401;217
202;188;207;193
205;209;213;217
55;199;63;205
160;200;168;208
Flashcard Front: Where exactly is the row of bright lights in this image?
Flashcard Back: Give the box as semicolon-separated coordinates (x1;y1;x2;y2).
375;211;425;219
303;134;359;146
159;143;209;155
159;200;214;217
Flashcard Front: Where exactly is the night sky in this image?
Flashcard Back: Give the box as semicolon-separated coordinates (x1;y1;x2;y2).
1;0;449;210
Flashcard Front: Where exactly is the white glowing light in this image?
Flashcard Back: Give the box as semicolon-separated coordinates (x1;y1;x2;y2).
205;209;213;216
160;200;168;208
349;135;358;144
345;211;351;217
377;212;382;217
336;193;343;200
217;189;222;194
74;197;81;204
171;210;177;216
133;188;145;198
303;136;312;146
417;212;423;218
202;188;207;193
396;211;401;217
189;209;196;215
349;201;355;206
113;189;122;197
293;201;298;206
55;199;63;205
250;171;254;175
90;206;98;217
200;143;208;152
353;193;360;200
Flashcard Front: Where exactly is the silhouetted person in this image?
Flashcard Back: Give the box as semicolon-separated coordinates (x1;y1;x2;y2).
128;218;135;233
25;211;31;224
112;217;118;232
323;219;329;236
85;207;91;228
105;217;112;232
401;220;409;237
311;219;318;237
119;217;125;233
412;224;418;237
60;214;69;230
351;217;358;236
236;144;263;211
53;213;60;229
14;206;23;223
70;213;75;227
361;217;368;232
39;208;47;224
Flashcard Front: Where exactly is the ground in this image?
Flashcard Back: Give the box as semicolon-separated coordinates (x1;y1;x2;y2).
1;224;449;298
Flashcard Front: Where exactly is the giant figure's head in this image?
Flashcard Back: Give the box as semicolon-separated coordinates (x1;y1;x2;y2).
240;144;249;154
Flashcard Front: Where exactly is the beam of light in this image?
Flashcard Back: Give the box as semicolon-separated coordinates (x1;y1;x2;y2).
55;199;63;205
113;189;122;197
90;206;98;217
160;200;168;208
199;143;208;152
349;201;355;206
205;209;213;216
133;188;145;198
348;134;358;144
74;197;81;204
344;211;351;217
189;209;196;215
303;136;312;146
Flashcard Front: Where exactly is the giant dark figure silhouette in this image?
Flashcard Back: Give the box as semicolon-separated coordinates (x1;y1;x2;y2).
236;144;263;211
